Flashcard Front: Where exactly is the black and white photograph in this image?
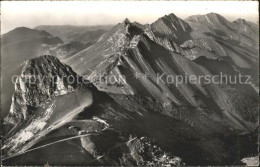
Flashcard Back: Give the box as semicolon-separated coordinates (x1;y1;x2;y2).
0;1;259;166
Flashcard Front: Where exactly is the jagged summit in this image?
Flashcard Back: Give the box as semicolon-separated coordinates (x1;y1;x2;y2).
151;13;192;44
119;18;144;35
234;18;247;24
156;13;185;24
122;18;131;24
2;55;94;158
21;55;78;79
233;18;258;27
4;55;82;125
163;13;178;20
233;18;258;32
118;18;138;31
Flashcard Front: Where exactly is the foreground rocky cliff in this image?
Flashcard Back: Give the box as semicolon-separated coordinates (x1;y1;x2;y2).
2;55;93;159
1;27;63;121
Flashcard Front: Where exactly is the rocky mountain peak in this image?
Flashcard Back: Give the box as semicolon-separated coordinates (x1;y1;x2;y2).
156;13;182;24
4;55;83;125
206;12;220;17
206;12;228;22
234;18;248;25
119;18;144;36
186;12;226;24
151;13;192;44
117;18;132;31
122;18;131;25
164;13;178;20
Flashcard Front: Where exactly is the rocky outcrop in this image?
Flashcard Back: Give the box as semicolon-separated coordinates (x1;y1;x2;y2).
233;18;259;43
80;131;184;166
2;55;93;159
4;55;82;125
127;137;183;166
1;27;63;120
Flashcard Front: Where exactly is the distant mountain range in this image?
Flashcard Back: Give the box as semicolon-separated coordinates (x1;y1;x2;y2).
35;25;113;43
1;13;258;166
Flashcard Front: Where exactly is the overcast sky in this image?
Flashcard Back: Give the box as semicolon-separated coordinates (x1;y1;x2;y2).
1;1;259;34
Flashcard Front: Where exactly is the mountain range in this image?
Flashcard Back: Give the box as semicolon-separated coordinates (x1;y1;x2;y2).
1;12;258;166
35;25;113;43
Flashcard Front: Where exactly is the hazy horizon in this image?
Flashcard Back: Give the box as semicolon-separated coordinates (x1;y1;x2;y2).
1;1;259;34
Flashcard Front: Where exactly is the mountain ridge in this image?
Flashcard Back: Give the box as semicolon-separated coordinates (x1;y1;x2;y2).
35;25;113;43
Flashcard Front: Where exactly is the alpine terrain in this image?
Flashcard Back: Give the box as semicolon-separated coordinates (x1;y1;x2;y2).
1;12;258;166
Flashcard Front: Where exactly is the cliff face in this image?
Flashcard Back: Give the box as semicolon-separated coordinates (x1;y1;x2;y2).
2;55;93;158
4;55;81;124
1;27;63;120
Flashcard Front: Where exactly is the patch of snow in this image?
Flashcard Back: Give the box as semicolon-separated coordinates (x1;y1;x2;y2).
129;89;134;95
54;77;68;96
78;130;85;135
125;24;130;35
216;42;227;56
241;156;259;166
19;77;26;92
179;22;186;32
127;137;137;143
163;102;171;107
93;116;109;127
9;97;16;114
205;15;215;27
171;23;177;31
130;35;140;48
